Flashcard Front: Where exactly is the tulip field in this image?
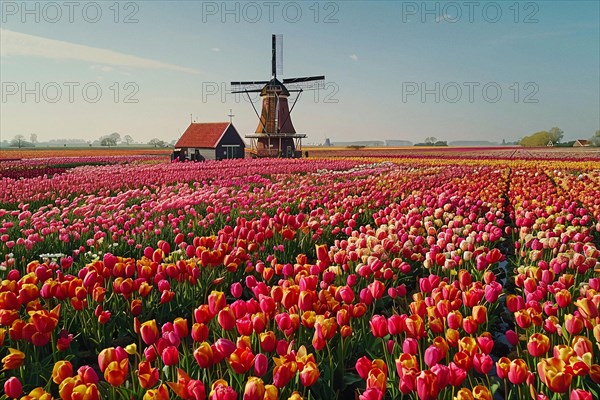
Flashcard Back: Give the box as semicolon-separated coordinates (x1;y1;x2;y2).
1;152;599;400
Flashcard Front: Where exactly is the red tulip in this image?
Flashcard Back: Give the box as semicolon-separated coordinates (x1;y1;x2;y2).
527;333;550;357
508;359;528;385
473;353;493;375
208;291;226;315
416;370;440;400
254;353;268;376
4;377;22;399
370;315;388;338
424;346;443;368
217;307;236;331
78;365;99;385
162;345;179;366
570;389;592;400
140;319;160;345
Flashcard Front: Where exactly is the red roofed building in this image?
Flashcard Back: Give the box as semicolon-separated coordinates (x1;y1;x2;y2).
173;122;245;161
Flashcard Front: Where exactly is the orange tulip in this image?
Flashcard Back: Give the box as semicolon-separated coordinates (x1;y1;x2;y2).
59;377;99;400
472;385;492;400
446;328;460;347
243;377;266;400
366;368;387;392
300;361;320;387
454;388;474;400
194;341;214;368
589;364;600;384
2;348;25;371
264;384;278;400
405;314;425;339
228;347;254;374
273;362;296;388
143;384;169;400
21;387;53;400
575;298;598;319
537;358;573;393
472;305;487;325
571;336;593;357
52;360;73;384
98;347;127;373
138;361;159;389
458;336;478;356
104;359;129;387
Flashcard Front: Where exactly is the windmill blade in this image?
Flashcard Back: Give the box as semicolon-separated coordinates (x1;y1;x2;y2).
276;34;283;77
230;89;263;94
283;76;325;84
230;81;268;92
231;80;270;86
272;34;283;77
283;75;325;90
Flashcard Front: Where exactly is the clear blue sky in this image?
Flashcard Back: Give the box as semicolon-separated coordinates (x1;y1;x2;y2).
1;0;599;144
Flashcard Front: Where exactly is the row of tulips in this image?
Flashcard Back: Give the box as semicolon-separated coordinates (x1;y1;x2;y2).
0;156;165;180
1;155;599;399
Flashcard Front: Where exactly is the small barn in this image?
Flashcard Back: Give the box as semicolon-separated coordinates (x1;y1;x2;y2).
573;139;591;147
173;122;245;161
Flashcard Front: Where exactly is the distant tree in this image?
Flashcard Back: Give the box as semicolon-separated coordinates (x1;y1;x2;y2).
548;127;564;144
149;138;167;148
520;131;552;147
109;132;121;143
424;137;437;145
30;133;38;144
590;130;600;146
123;135;134;145
10;134;32;148
434;140;448;146
101;137;118;147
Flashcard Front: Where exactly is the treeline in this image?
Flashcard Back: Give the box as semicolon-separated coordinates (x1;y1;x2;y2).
520;127;600;147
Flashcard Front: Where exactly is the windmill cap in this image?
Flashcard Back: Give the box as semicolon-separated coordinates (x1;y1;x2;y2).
261;78;290;96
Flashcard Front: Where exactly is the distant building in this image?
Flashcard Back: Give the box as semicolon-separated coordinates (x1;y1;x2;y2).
573;139;591;147
324;138;332;146
173;122;245;161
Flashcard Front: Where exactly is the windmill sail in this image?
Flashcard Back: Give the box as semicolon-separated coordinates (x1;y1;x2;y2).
283;76;325;91
272;34;283;78
230;80;269;93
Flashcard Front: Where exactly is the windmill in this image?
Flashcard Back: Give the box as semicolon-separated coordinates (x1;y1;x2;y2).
231;34;325;158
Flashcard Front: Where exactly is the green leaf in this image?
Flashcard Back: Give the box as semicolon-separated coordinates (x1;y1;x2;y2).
342;373;363;386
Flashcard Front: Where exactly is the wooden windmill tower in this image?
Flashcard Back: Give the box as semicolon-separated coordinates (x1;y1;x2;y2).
231;34;325;158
